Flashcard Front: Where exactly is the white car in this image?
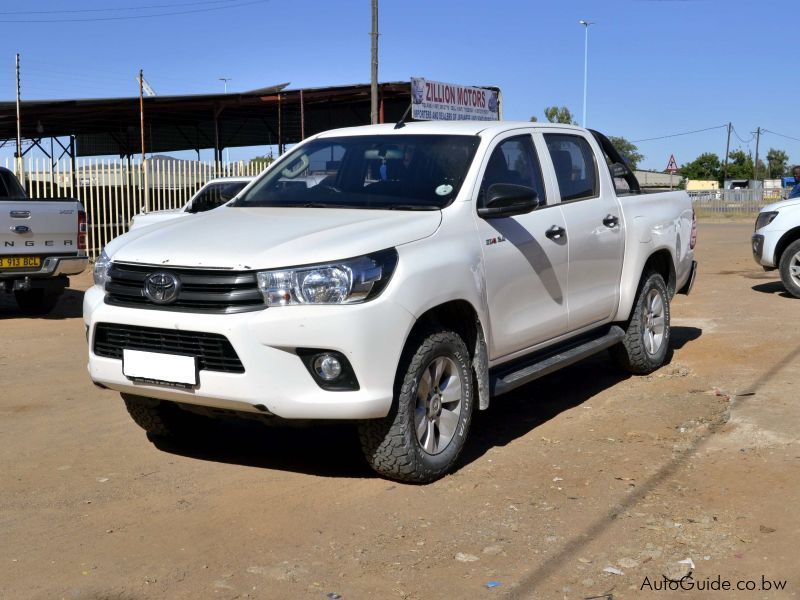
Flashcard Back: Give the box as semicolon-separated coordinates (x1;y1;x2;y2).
752;195;800;297
129;177;254;230
85;121;696;483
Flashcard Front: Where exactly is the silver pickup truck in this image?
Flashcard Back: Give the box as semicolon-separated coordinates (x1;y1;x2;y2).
0;166;88;314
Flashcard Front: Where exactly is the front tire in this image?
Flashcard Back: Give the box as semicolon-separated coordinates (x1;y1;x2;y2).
611;272;671;374
358;329;474;483
778;239;800;299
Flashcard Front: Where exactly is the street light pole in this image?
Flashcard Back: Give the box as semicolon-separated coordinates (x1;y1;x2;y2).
579;20;594;128
219;77;231;164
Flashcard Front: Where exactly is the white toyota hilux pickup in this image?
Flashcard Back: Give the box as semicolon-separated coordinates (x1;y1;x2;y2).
752;196;800;298
84;122;697;482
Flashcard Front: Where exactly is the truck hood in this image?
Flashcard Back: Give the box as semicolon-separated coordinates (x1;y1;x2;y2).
129;208;187;230
106;206;442;269
761;197;800;212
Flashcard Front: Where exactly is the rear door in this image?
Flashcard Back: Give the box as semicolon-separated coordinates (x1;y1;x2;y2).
476;131;569;359
541;131;624;330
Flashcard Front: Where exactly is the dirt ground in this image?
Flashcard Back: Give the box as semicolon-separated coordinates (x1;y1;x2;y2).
1;222;798;600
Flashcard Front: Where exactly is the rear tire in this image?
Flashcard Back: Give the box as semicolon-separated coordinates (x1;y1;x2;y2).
14;289;60;315
611;271;671;374
778;239;800;299
358;329;474;483
122;394;212;439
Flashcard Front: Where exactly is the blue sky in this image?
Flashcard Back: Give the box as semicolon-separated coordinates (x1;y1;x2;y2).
1;0;798;171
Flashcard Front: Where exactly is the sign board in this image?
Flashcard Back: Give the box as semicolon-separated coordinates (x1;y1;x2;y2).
411;78;499;121
665;154;679;174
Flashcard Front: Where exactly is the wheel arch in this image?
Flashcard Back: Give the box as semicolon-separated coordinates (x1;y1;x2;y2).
616;248;677;323
774;226;800;266
403;299;491;411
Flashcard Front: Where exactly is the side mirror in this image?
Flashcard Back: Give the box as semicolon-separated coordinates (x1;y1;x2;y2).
609;163;629;178
477;183;541;219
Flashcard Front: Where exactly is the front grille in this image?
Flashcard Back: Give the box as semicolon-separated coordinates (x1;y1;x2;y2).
93;323;245;373
105;262;264;314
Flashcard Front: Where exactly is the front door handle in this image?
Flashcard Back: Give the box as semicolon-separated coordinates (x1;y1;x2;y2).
545;225;566;240
603;214;619;228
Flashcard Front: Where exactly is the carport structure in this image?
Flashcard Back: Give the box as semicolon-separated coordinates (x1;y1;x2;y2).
0;81;414;167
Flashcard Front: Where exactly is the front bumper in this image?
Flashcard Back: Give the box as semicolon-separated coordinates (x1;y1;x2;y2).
0;254;88;279
83;285;416;420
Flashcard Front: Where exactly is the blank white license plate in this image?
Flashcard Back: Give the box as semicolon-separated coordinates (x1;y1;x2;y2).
122;349;198;387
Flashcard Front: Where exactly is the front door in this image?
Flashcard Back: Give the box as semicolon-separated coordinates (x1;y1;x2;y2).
476;132;569;360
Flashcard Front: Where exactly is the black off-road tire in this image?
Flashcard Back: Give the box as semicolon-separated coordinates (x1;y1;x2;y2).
122;394;212;439
610;271;671;374
778;239;800;299
14;289;61;315
358;329;474;483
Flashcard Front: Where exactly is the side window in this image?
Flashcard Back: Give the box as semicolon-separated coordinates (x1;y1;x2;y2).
479;134;546;207
544;134;599;201
0;172;9;198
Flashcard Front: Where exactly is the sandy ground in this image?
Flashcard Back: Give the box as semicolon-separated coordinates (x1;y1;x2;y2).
1;222;798;600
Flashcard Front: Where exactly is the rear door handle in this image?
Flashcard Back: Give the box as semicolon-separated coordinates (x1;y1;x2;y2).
545;225;566;240
603;214;619;228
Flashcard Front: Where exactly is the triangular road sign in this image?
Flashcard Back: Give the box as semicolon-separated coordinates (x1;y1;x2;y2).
666;154;679;174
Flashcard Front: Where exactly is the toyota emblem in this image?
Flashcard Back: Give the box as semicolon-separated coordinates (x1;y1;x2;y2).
143;272;181;304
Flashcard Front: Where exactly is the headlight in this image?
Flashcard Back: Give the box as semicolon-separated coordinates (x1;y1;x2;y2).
93;250;112;288
257;248;398;306
755;211;778;231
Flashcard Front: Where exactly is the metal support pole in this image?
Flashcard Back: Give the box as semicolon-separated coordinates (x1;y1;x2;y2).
139;69;149;213
278;93;282;154
15;53;23;180
370;0;379;125
579;21;593;128
300;90;305;140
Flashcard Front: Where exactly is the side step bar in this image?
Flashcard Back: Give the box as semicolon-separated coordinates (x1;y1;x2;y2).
490;325;625;396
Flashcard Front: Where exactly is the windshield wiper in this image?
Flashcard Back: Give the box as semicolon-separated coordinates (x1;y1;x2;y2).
384;204;440;211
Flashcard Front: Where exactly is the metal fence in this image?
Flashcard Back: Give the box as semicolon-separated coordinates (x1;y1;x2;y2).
688;188;786;217
4;157;267;259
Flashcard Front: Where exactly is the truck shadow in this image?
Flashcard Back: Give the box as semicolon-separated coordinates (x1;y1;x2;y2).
0;288;84;320
751;281;794;298
152;326;703;480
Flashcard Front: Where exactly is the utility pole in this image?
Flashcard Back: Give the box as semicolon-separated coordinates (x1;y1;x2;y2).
753;127;761;182
370;0;379;125
15;53;23;180
723;122;732;182
139;69;149;213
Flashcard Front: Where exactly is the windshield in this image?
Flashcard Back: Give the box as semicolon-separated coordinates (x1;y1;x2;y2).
233;134;480;210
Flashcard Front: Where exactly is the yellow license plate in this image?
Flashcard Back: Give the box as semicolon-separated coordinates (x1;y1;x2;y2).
0;256;41;269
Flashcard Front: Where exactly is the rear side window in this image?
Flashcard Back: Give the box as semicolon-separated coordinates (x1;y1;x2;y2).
479;134;546;207
544;134;599;201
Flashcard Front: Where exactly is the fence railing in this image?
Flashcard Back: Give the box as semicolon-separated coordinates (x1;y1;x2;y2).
4;157;267;259
688;188;786;217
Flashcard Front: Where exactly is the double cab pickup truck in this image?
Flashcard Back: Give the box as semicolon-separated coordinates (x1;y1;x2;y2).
84;122;697;482
1;166;88;314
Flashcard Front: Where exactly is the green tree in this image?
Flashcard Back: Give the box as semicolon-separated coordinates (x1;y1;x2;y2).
543;106;576;124
679;152;721;181
249;154;274;171
725;149;753;179
607;136;644;170
766;148;789;178
529;116;538;122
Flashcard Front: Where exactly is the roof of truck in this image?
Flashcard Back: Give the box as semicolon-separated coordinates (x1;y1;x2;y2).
316;121;587;138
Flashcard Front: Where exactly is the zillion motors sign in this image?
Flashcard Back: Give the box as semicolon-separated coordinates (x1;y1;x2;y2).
411;78;500;121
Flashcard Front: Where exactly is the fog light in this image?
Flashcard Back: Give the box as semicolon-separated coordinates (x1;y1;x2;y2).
313;354;342;381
